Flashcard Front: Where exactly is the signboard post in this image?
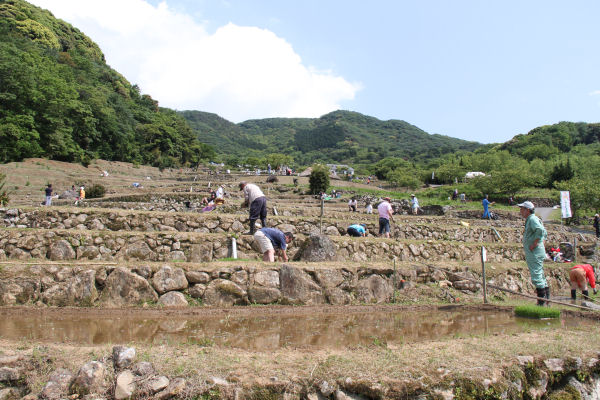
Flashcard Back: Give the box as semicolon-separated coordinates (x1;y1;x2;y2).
481;246;487;304
560;191;572;220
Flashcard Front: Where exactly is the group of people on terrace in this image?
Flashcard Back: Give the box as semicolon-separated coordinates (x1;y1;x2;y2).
239;179;597;307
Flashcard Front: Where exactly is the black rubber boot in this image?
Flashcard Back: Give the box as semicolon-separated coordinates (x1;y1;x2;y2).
583;290;590;300
261;218;267;229
536;288;545;306
544;286;550;306
571;289;576;300
249;219;257;235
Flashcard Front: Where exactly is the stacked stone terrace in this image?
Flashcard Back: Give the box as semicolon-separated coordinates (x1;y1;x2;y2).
0;173;593;307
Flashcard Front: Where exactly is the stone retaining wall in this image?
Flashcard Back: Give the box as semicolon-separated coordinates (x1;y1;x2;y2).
1;208;588;246
0;228;527;263
0;261;572;307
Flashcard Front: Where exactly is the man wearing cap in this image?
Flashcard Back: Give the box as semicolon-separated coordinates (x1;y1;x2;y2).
518;201;549;305
239;181;267;235
347;223;367;237
253;227;293;262
377;197;394;238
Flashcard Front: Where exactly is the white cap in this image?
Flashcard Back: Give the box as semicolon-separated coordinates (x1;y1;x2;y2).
517;201;535;210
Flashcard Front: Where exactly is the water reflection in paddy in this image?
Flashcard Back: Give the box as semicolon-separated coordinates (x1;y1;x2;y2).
0;309;592;350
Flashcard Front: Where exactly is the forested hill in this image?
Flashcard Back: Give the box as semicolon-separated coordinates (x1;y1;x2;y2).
180;110;483;165
0;0;214;168
497;121;600;160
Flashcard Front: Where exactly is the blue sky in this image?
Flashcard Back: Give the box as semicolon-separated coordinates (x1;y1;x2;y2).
31;0;600;144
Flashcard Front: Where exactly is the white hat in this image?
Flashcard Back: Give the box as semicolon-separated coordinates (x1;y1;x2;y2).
517;201;535;210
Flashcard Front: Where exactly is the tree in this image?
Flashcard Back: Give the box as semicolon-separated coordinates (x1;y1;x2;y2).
387;168;421;190
555;177;600;223
309;164;330;195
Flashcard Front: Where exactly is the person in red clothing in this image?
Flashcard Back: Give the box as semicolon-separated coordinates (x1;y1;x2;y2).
569;264;597;300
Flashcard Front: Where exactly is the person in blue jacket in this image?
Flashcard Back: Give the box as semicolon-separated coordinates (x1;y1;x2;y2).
347;224;367;237
518;201;549;305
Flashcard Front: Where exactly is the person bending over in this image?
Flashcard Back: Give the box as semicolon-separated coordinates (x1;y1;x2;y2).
253;227;293;262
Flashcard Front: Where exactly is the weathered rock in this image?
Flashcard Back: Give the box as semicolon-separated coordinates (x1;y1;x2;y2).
102;267;158;306
47;240;76;261
158;291;188;307
131;265;152;279
188;284;206;298
0;279;39;305
314;269;345;288
42;270;98;306
132;362;154;377
356;275;392;303
280;264;325;305
155;377;186;400
113;346;136;370
544;358;564;372
254;270;279;287
147;376;170;394
70;361;106;396
0;388;20;400
185;270;210;284
248;286;281;304
0;367;20;382
120;241;155;261
528;370;548;399
40;368;74;400
0;355;21;367
189;243;213;262
203;279;247;306
114;370;135;400
152;266;188;294
294;234;338;262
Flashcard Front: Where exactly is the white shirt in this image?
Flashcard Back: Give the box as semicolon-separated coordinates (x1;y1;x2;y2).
243;183;265;205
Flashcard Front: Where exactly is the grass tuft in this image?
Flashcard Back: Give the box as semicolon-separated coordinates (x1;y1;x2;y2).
514;305;560;319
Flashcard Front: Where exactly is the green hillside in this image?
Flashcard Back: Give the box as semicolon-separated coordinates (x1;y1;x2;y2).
181;110;483;165
0;0;213;167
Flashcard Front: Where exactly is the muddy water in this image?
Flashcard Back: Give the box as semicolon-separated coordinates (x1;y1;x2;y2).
0;309;591;350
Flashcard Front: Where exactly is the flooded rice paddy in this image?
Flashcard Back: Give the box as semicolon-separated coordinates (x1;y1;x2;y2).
0;308;594;350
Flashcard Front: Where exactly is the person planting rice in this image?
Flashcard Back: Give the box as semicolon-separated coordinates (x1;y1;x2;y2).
569;264;597;300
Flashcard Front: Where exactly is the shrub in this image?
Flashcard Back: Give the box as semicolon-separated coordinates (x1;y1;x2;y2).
86;183;106;199
309;164;330;195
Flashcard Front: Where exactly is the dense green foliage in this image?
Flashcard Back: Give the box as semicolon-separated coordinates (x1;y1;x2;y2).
514;305;560;319
309;165;330;195
0;0;213;167
181;110;482;167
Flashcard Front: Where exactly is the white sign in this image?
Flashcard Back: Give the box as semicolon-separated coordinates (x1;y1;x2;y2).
481;246;487;262
560;191;572;219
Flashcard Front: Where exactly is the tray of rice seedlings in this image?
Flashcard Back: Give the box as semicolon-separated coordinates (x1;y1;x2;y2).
514;305;561;319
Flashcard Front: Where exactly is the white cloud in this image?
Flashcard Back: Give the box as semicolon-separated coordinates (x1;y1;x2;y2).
590;90;600;96
29;0;360;122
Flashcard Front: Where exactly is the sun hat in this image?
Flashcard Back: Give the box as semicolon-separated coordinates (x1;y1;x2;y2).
238;181;247;190
383;197;391;201
410;194;415;197
517;201;535;210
